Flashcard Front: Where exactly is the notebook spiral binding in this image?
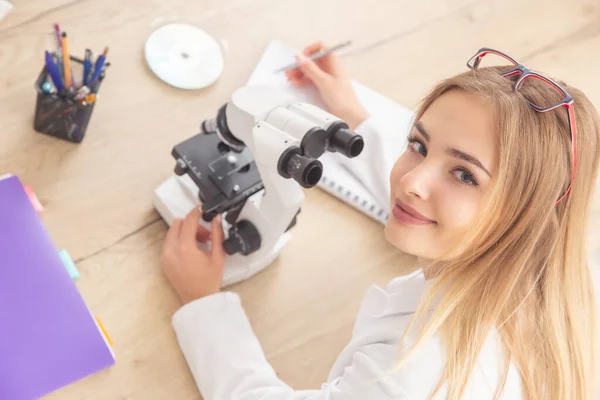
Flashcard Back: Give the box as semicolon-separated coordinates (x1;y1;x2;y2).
319;175;389;224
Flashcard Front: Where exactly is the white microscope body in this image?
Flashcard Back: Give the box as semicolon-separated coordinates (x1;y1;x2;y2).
153;85;364;287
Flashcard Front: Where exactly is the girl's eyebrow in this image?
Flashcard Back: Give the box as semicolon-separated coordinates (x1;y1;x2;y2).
415;121;492;178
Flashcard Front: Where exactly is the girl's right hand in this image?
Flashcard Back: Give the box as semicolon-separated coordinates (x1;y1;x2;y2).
286;42;370;130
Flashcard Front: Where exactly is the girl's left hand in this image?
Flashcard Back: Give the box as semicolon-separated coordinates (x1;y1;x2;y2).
160;208;226;305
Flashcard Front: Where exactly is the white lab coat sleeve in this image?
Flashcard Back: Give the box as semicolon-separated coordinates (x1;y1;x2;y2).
330;115;409;213
172;292;411;400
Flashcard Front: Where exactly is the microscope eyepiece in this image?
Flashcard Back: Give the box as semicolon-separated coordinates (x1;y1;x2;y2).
278;147;323;188
294;154;323;187
327;123;364;158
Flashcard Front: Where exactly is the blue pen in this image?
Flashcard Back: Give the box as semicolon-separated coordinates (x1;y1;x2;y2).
56;50;63;84
83;49;92;86
89;47;108;86
44;50;65;92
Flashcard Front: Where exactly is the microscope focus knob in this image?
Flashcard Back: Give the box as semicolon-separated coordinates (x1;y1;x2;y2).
223;220;261;256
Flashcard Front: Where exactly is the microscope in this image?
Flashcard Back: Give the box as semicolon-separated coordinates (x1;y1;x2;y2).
152;85;364;287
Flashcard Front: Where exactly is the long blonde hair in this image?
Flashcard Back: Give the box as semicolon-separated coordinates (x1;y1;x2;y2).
398;67;600;399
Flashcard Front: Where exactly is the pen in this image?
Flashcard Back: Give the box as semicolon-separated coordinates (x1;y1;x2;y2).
56;51;63;83
61;32;71;89
89;47;108;87
274;40;352;73
83;49;92;86
44;50;65;92
53;24;62;49
53;24;63;80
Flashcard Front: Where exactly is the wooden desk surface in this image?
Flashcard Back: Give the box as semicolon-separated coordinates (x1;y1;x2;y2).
1;1;599;398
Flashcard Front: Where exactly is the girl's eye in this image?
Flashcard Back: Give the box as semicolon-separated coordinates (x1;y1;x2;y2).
453;169;478;187
407;135;479;188
407;136;427;156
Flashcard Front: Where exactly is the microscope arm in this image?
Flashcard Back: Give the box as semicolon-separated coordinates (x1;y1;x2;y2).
229;121;305;262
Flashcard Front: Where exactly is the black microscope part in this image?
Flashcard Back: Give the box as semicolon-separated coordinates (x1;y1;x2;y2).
326;121;364;158
300;127;328;159
277;146;323;188
223;220;261;256
225;199;247;225
171;130;264;220
286;153;323;188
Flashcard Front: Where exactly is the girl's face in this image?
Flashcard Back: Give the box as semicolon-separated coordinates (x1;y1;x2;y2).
385;90;498;261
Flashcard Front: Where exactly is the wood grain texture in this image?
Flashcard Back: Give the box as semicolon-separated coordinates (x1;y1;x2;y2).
0;0;598;398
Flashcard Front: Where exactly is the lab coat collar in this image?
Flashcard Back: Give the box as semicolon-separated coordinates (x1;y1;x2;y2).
367;269;434;317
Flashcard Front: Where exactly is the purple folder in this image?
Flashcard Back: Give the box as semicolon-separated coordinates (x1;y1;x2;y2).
0;175;115;399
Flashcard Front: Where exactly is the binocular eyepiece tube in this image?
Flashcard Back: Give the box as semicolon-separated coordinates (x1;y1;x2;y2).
277;147;323;189
328;125;364;158
200;101;364;189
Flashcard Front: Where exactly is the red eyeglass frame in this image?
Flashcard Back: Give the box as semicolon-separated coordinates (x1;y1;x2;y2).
466;47;577;205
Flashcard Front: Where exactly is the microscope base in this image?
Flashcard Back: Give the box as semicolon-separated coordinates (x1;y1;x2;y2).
152;175;291;287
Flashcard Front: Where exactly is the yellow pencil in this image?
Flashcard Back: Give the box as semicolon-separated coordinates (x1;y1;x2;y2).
95;316;113;347
62;32;71;89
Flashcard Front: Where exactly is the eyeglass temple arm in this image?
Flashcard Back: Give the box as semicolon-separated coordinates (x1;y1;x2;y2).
555;105;578;205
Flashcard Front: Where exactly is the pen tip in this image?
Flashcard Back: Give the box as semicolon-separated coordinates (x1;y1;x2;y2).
62;32;66;37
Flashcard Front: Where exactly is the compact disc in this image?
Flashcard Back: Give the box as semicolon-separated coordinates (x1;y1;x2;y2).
144;23;224;90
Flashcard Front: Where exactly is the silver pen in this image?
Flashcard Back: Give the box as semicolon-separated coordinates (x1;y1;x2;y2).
274;40;352;73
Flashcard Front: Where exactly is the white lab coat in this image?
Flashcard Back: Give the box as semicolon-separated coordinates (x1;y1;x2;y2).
172;116;525;399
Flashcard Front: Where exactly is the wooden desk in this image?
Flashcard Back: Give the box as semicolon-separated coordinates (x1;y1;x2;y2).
1;1;599;398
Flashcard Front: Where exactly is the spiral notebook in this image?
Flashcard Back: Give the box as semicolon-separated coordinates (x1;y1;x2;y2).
247;40;414;224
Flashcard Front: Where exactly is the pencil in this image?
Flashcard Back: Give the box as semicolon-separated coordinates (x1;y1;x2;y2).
274;40;352;73
62;32;71;89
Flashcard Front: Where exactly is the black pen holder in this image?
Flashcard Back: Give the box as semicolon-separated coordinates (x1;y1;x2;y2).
33;54;107;143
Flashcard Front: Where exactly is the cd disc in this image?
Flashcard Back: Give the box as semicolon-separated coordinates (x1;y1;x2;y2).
144;23;224;90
